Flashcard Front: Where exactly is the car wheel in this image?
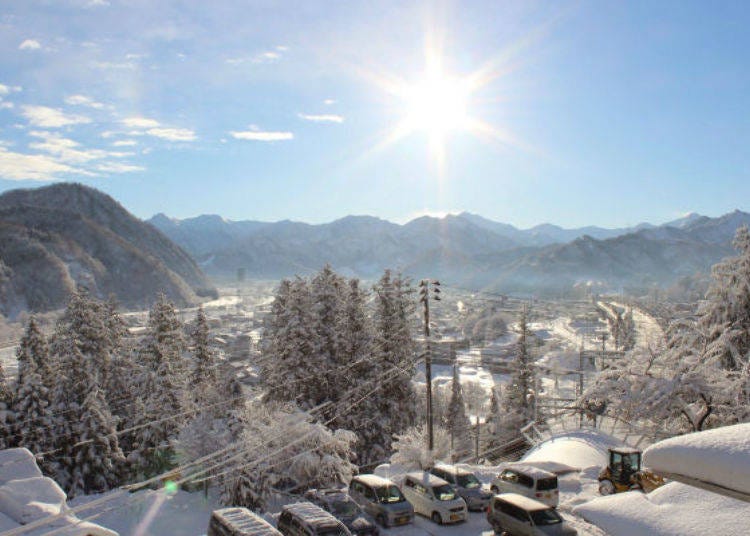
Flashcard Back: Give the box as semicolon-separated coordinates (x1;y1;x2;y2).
431;512;442;525
376;514;388;529
599;479;616;495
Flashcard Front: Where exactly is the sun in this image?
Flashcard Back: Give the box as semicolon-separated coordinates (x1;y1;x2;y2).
402;70;470;138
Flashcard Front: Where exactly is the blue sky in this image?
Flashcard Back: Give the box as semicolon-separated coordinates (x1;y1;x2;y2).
0;1;748;228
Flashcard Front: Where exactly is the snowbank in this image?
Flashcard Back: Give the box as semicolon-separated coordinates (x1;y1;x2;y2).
0;448;119;535
0;476;67;524
573;482;749;536
0;448;43;484
643;423;750;497
522;430;616;471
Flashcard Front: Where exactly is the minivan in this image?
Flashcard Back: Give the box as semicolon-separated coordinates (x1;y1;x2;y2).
277;502;351;536
208;507;283;536
490;464;559;507
430;464;493;511
303;488;379;536
348;474;414;528
400;472;467;525
486;494;577;536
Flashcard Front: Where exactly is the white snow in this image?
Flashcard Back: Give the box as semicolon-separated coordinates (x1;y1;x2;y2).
0;476;67;524
573;481;749;536
0;448;43;484
643;422;750;496
522;430;616;472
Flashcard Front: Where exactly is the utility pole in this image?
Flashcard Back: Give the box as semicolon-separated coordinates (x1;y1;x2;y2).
419;279;441;453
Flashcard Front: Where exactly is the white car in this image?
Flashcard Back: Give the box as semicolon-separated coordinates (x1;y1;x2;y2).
400;472;467;525
490;464;559;508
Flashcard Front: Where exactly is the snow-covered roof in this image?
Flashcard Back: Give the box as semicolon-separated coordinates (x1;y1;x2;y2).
610;446;641;454
404;472;448;487
0;476;67;525
643;423;750;502
494;493;552;512
212;507;282;535
500;464;556;480
522;430;615;471
573;481;748;536
0;448;43;485
352;474;394;487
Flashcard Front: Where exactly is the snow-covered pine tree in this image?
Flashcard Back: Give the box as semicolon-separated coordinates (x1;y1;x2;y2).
11;364;55;462
261;278;321;409
16;316;53;388
50;288;113;389
0;360;12;450
497;307;535;444
191;306;219;406
335;278;382;463
310;265;345;420
68;384;126;496
128;295;189;478
445;365;472;460
371;270;418;456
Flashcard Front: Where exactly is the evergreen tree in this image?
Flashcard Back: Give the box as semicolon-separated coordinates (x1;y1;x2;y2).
16;317;53;388
191;306;218;406
371;270;418;456
445;364;472;460
68;384;126;496
12;365;55;460
0;360;13;450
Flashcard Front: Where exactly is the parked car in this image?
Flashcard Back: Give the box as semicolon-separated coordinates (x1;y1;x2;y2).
208;507;283;536
486;493;577;536
277;502;351;536
429;464;493;511
400;472;468;525
303;489;379;536
490;464;559;508
348;474;414;528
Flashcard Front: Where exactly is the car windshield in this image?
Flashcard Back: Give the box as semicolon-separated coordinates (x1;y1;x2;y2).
530;509;563;526
376;485;405;503
433;484;457;501
331;500;360;517
623;453;640;471
456;473;481;489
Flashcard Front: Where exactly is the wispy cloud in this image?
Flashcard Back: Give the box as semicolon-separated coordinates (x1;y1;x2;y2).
298;113;345;123
65;94;106;109
230;126;294;141
0;84;22;96
145;127;196;142
21;105;91;128
121;116;160;129
323;99;337;106
96;162;144;173
18;39;41;51
112;139;138;147
119;117;196;141
29;130;132;164
0;146;85;181
226;45;288;65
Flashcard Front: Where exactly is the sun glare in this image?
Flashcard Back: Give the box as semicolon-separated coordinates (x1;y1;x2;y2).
403;72;470;137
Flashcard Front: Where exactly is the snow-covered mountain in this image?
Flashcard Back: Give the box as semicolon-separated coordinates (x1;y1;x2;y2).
148;209;750;293
0;184;216;317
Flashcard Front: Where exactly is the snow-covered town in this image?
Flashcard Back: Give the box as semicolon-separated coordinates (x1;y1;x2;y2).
1;1;750;535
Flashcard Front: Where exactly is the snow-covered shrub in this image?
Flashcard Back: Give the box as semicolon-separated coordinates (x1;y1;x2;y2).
390;423;451;470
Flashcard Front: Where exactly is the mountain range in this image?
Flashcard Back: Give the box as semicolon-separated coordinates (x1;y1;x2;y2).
0;184;216;317
148;209;750;294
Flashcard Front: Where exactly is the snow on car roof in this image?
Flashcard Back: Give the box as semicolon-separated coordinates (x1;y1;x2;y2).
643;422;750;500
433;463;474;476
502;463;557;479
283;502;342;526
404;471;449;487
213;508;282;535
353;474;394;487
494;493;553;511
611;446;641;454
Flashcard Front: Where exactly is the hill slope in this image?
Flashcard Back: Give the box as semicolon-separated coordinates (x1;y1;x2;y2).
0;184;216;317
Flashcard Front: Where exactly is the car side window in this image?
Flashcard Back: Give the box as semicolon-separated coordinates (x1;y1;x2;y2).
518;474;534;488
502;470;517;483
363;486;376;501
404;479;414;488
508;504;529;522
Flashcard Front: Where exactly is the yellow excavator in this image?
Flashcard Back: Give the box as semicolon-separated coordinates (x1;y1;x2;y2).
598;447;665;495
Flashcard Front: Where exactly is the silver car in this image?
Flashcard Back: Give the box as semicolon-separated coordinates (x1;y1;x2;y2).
348;475;414;529
430;464;493;511
487;494;577;536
